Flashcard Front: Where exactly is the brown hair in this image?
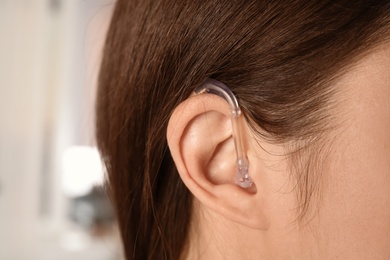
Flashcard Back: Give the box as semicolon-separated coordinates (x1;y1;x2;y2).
96;1;390;259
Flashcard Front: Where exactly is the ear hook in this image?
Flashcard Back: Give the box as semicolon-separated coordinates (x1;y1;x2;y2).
193;78;253;188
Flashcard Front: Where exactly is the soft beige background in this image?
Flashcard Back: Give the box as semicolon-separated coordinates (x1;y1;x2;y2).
0;0;121;259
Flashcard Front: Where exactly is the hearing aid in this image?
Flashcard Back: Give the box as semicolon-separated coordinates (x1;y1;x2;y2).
193;78;253;188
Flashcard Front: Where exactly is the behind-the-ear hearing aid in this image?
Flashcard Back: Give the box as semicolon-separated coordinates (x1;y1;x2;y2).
193;78;253;188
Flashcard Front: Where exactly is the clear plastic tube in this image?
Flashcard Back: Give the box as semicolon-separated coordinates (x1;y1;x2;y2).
194;79;253;188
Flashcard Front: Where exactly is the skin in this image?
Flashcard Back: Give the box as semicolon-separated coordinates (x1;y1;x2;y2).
168;43;390;259
311;44;390;259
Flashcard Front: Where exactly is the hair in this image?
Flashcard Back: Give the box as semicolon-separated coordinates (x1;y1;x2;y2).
96;1;390;259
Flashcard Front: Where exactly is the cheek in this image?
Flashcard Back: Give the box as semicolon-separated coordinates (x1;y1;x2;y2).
314;123;390;258
313;80;390;258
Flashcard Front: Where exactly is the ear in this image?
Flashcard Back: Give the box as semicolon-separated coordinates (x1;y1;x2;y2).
167;93;269;229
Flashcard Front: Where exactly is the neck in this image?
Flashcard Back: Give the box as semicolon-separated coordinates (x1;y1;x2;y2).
183;200;271;260
183;199;321;260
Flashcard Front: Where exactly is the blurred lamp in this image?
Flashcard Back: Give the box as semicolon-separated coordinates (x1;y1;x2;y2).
62;146;104;198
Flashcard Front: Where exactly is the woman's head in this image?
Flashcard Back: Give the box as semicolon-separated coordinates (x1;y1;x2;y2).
96;1;390;259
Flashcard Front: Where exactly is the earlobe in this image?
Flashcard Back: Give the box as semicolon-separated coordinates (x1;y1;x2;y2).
167;93;269;230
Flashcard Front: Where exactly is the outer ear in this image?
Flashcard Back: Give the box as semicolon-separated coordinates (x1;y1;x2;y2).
167;93;269;229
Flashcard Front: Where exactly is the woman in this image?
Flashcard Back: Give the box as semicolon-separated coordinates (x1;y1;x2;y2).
96;1;390;259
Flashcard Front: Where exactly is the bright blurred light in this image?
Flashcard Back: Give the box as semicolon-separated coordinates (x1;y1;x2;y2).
62;146;104;198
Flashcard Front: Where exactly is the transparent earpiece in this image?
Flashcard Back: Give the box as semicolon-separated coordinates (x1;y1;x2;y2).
193;78;253;188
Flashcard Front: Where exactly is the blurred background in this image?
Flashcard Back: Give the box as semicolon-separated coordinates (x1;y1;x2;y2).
0;0;123;259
